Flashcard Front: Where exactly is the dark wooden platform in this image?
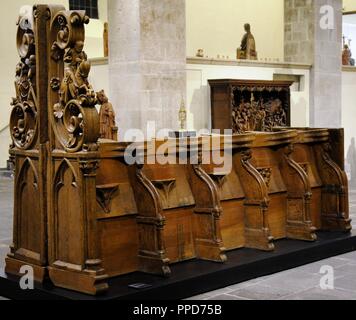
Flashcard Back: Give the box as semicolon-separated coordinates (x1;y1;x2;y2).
1;231;356;300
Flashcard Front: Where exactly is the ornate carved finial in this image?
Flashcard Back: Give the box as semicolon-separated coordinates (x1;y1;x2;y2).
179;97;187;131
50;11;100;153
10;6;38;150
97;90;118;141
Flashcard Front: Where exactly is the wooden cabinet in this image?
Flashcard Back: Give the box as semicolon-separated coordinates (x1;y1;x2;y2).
209;79;293;133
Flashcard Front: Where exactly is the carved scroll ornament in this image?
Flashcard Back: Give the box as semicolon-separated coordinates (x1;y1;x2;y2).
10;6;38;150
50;11;99;153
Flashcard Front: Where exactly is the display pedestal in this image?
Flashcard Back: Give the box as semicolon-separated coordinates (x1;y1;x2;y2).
1;231;356;300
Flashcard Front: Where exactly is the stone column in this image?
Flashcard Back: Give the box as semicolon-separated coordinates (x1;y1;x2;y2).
108;0;186;140
284;0;343;128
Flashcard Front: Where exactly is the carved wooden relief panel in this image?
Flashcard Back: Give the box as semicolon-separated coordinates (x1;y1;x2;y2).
46;6;108;295
49;10;99;153
6;5;50;282
10;6;38;150
209;79;292;134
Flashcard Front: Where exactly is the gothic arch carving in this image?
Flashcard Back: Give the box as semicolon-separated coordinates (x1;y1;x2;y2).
16;158;40;255
53;159;83;266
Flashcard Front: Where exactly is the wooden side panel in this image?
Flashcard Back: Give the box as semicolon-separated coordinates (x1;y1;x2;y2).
6;4;51;282
16;157;41;261
268;194;287;240
48;157;109;295
98;217;138;277
164;208;196;263
54;160;82;266
220;200;245;250
311;187;322;230
210;85;231;131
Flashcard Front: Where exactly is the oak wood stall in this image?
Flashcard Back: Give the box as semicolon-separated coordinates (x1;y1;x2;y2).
5;5;352;295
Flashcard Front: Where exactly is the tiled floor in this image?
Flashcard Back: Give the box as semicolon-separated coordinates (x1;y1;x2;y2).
188;252;356;300
188;191;356;300
0;178;356;300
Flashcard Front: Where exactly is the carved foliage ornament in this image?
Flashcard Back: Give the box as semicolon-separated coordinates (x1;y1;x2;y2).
257;168;273;188
50;11;99;153
10;6;38;150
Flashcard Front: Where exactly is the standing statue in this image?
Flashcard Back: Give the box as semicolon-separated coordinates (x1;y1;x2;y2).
237;23;258;60
342;44;352;66
103;22;109;57
97;90;118;141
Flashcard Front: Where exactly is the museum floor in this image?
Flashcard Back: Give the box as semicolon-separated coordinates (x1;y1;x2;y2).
0;176;356;301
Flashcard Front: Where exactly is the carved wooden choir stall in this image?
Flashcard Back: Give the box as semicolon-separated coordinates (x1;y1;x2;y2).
5;5;352;295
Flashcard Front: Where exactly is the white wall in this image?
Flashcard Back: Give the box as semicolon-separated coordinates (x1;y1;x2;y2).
90;59;310;133
342;70;356;169
0;0;107;168
186;61;310;131
344;0;356;12
342;2;356;178
343;20;356;57
186;0;285;62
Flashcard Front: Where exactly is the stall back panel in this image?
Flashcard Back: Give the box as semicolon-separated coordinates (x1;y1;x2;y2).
164;208;196;263
98;216;139;277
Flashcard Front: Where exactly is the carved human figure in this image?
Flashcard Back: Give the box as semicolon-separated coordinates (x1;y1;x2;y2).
237;24;257;60
26;55;36;81
58;25;69;44
342;44;351;66
64;40;88;70
97;90;118;141
55;60;95;119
